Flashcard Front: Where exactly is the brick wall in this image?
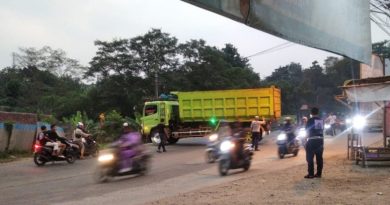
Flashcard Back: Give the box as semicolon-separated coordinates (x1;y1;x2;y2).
0;111;38;124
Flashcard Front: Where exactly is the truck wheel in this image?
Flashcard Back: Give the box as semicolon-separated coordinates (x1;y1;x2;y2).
167;137;179;144
150;130;161;146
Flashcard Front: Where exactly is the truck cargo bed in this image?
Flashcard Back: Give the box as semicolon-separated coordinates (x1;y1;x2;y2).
173;86;281;122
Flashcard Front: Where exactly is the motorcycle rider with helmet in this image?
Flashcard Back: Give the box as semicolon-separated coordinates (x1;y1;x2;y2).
282;117;297;146
73;122;90;159
112;122;142;173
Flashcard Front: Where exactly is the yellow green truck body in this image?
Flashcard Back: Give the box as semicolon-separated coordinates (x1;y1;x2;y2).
174;86;281;122
141;86;281;143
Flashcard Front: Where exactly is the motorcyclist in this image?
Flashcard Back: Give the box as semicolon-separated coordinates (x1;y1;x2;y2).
112;122;142;173
73;122;90;159
45;124;66;156
301;117;308;127
217;120;232;140
35;125;47;146
282;117;296;146
231;121;246;162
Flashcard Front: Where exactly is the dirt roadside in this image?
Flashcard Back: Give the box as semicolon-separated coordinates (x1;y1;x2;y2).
147;146;390;205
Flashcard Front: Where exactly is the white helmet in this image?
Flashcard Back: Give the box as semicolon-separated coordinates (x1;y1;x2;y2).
77;122;84;127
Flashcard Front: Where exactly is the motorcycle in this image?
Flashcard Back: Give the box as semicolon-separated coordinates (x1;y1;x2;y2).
33;137;79;166
72;136;99;158
205;133;221;163
94;145;151;183
276;132;299;159
218;136;253;176
324;123;334;136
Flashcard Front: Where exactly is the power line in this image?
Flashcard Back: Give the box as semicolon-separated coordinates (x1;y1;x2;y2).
371;15;390;36
246;42;294;58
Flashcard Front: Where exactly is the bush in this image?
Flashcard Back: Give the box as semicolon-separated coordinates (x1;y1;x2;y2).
94;110;139;143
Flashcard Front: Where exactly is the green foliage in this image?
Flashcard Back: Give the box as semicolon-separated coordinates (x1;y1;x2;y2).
37;113;57;124
372;40;390;59
62;111;94;130
94;110;139;143
0;150;31;163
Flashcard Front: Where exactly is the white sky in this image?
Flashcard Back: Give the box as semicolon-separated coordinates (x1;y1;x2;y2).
0;0;388;78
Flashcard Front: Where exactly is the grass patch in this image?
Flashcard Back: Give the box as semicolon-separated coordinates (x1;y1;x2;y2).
0;150;31;163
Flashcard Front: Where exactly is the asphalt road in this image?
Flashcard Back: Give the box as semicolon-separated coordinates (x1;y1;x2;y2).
0;131;382;205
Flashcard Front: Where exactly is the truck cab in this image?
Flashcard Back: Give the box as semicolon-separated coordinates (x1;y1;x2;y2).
141;100;179;143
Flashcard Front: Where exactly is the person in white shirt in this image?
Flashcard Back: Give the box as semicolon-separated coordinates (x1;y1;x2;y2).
250;116;265;151
73;122;90;159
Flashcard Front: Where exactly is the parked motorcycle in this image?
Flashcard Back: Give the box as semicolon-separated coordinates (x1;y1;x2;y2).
33;138;79;166
276;132;299;159
94;146;151;183
205;133;221;163
218;136;253;176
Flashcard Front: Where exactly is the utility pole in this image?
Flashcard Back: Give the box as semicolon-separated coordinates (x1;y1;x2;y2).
155;66;159;98
12;52;16;68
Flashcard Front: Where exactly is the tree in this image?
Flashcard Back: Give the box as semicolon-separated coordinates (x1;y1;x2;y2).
14;46;86;77
130;28;179;77
87;39;137;78
372;40;390;59
262;63;303;114
0;66;88;119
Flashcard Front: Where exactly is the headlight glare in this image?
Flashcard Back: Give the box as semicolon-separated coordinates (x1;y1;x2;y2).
220;141;234;153
277;133;287;141
98;154;114;162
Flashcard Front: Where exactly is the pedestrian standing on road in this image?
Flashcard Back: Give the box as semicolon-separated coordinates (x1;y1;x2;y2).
250;116;261;151
305;107;324;179
157;123;167;153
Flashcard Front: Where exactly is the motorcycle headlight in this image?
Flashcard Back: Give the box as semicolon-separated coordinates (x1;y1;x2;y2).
277;133;287;141
209;134;218;142
220;141;234;153
324;124;331;129
98;154;114;162
346;118;352;124
297;129;306;138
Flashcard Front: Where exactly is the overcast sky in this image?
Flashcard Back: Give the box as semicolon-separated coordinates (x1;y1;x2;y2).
0;0;388;77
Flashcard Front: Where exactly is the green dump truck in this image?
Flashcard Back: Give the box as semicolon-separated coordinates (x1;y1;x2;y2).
141;86;281;144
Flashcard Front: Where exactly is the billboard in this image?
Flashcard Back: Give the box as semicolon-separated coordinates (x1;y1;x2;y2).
183;0;372;64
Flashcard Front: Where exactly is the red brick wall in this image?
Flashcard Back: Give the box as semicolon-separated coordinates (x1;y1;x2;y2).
0;111;38;124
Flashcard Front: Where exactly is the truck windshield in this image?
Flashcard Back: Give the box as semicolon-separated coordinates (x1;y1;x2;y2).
144;104;158;116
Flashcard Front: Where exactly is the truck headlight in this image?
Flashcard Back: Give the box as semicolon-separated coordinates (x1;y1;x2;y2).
209;134;218;142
